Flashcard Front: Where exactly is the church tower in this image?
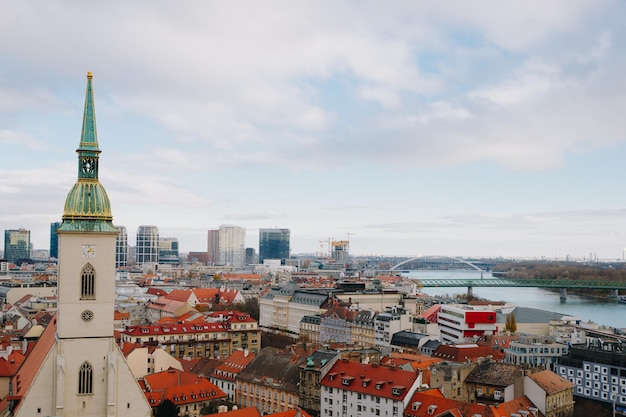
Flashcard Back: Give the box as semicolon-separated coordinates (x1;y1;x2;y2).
4;73;151;417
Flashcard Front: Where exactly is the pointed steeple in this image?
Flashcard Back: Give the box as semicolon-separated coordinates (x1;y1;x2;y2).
58;72;117;234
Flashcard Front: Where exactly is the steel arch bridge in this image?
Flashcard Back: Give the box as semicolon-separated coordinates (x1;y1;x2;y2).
390;256;484;272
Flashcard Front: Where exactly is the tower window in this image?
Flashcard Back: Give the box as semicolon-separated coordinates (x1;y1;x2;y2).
78;362;93;395
81;264;95;300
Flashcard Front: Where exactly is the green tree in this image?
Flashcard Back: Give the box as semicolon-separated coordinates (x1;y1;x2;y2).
155;399;179;417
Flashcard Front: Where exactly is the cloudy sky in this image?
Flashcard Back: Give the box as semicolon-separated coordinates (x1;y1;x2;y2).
1;1;626;260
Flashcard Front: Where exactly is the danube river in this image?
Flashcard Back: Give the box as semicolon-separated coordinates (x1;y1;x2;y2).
404;270;626;329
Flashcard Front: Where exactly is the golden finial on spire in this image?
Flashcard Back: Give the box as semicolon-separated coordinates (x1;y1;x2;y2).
87;71;93;79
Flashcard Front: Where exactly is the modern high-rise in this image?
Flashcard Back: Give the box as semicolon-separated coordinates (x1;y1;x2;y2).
4;229;31;263
136;225;159;265
115;225;128;268
258;228;290;264
207;229;219;264
50;222;61;259
331;240;349;264
158;237;179;264
218;225;245;267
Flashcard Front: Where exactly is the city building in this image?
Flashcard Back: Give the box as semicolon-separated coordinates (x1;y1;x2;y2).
259;228;290;264
136;225;159;265
555;339;626;411
259;283;329;335
300;315;321;344
320;359;421;417
219;225;245;267
437;304;498;344
524;370;575;417
49;222;61;259
374;306;412;354
115;225;128;268
3;229;31;264
236;347;302;414
430;360;479;402
0;73;151;417
330;240;349;264
505;334;569;370
207;229;220;264
464;360;526;405
320;306;358;344
141;369;226;417
245;247;256;265
210;349;256;402
299;350;340;417
158;237;179;264
351;309;376;348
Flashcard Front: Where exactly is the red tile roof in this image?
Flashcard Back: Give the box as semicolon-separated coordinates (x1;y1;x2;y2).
166;289;194;303
143;369;227;407
201;406;262;417
212;349;256;381
404;388;487;417
122;322;227;337
489;396;544;417
528;370;575;394
0;350;25;377
320;360;419;401
266;409;313;417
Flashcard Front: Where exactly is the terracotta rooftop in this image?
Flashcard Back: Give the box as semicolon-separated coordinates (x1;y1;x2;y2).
143;369;227;407
321;360;419;401
432;343;505;362
528;370;575;394
404;388;488;417
489;396;544;417
201;406;261;417
212;349;256;381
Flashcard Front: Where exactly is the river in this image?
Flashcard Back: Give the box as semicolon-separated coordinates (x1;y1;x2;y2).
403;270;626;329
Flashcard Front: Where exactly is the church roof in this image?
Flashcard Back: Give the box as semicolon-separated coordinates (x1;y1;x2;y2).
58;72;116;234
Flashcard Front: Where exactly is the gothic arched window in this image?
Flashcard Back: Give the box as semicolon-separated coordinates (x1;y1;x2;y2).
80;264;95;300
78;362;93;395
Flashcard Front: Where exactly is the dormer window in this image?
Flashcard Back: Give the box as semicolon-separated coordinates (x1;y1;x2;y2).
328;372;338;381
342;376;354;386
412;401;422;411
392;386;405;395
428;405;437;415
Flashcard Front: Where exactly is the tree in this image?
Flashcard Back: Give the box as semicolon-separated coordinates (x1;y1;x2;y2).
504;313;517;333
155;399;179;417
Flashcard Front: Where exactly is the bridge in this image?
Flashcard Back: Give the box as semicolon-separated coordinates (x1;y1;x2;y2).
411;277;626;301
390;256;498;272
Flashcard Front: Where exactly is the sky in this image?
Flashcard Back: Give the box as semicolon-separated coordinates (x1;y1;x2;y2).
1;1;626;260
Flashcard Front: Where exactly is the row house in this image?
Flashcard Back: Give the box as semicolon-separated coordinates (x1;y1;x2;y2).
320;360;421;417
121;322;232;360
205;310;260;353
464;360;526;405
236;347;302;414
210;348;256;402
350;309;376;348
299;350;340;417
141;369;227;417
260;283;329;336
300;315;321;344
525;370;575;417
320;306;357;344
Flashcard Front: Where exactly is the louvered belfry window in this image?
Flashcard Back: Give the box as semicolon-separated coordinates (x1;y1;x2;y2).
81;264;95;300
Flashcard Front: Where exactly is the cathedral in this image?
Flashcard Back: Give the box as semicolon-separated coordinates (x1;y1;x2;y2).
0;73;151;417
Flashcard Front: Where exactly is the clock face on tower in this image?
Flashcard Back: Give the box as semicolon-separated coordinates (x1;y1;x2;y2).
81;244;96;258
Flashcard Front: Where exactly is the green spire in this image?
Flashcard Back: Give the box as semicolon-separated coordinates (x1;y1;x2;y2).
79;71;101;153
58;72;117;234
